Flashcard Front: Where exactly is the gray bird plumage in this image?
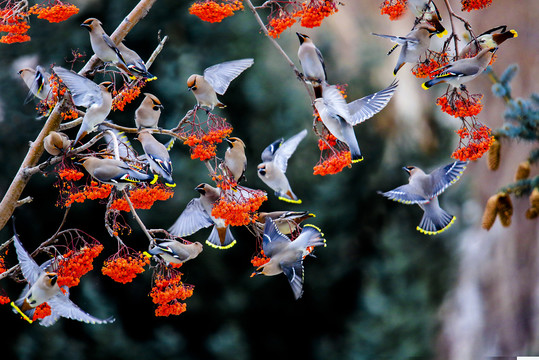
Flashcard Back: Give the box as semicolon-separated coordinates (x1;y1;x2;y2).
136;131;175;187
378;160;467;234
252;218;326;300
148;239;203;265
257;129;307;203
11;232;114;326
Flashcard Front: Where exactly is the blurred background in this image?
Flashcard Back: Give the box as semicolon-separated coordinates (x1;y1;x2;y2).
0;0;538;359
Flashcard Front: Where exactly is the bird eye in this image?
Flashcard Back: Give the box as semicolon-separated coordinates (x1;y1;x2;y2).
191;86;197;91
153;106;160;111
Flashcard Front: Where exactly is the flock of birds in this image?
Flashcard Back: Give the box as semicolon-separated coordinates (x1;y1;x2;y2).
10;0;518;325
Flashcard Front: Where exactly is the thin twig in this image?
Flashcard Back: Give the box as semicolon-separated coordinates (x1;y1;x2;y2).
146;34;168;69
122;189;153;242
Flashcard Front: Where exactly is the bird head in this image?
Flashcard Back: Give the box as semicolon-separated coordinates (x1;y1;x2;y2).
226;137;245;149
144;93;164;110
100;81;114;93
45;272;58;287
195;183;207;195
81;18;101;31
491;29;518;47
296;32;310;45
403;166;416;176
418;23;439;37
187;75;199;91
257;164;266;177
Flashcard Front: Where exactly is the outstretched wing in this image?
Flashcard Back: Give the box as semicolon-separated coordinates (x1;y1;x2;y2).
53;67;103;108
203;58;254;95
378;185;429;204
12;233;42;285
261;138;283;163
273;129;307;173
347;80;398;125
427;161;467;198
168;198;213;237
262;218;291;258
322;85;351;121
281;260;304;300
44;292;115;327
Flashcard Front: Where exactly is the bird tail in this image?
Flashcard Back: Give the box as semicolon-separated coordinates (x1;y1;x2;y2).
417;203;456;235
11;299;35;323
277;190;302;204
300;224;326;248
206;226;236;249
422;77;445;90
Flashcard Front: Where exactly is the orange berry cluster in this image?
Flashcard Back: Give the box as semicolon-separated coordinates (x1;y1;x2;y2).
313;150;352;176
61;108;79;120
461;0;492;11
57;244;104;288
49;73;66;98
32;303;52;321
212;174;238;191
436;93;483;118
189;0;244;24
317;133;338;151
452;123;494;161
211;189;268;227
150;272;194;317
102;251;150;284
0;295;10;305
251;251;270;268
268;13;296;39
183;126;232;161
0;254;6;274
297;0;338;28
110;184;174;212
112;80;145;112
380;0;407;21
0;6;30;43
29;2;79;23
58;168;84;181
63;181;113;207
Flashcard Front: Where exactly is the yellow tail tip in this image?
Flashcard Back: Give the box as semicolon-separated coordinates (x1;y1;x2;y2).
510;29;518;38
150;174;159;185
205;239;236;250
416;216;456;235
165;182;176;188
352;156;364;164
10;302;33;324
278;196;302;204
146;76;157;82
142;251;153;258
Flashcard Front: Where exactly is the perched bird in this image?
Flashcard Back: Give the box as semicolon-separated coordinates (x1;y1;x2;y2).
136;130;175;187
169;183;236;249
134;93;163;129
459;27;517;58
251;218;326;300
148;239;203;265
53;66;113;145
18;65;51;103
11;232;114;326
43;131;71;156
223;137;247;182
296;32;326;98
408;0;446;36
422;47;496;89
253;210;316;236
257;129;307;203
187;58;254;110
378;160;467;234
116;42;156;80
373;23;439;75
81;157;157;191
80;18;126;67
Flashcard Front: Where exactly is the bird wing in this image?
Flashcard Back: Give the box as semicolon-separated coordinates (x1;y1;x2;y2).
438;60;481;77
45;292;115;326
102;34;127;65
53;67;103;108
315;47;328;81
262;218;291;258
273;129;307;173
427;161;467;198
281;260;304;300
347;80;398;125
203;58;254;95
148;153;173;176
378;184;429;204
372;33;419;46
323;85;351;121
12;233;42;284
168;198;213;237
261;138;283;162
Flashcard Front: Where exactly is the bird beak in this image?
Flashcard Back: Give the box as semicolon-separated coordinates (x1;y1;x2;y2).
402;166;412;174
194;184;205;195
80;23;90;30
225;138;233;146
296;32;306;44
